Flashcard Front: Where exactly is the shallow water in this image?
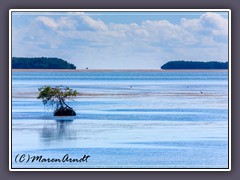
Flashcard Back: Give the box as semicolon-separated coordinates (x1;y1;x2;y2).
11;71;229;169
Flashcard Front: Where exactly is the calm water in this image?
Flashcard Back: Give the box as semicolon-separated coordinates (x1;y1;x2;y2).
11;71;229;168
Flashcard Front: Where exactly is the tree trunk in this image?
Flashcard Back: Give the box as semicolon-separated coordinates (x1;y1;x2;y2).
62;99;72;109
54;99;76;116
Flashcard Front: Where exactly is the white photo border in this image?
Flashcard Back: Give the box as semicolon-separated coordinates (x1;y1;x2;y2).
9;9;231;171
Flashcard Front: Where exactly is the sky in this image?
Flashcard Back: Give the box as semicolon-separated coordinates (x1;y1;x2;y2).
11;11;229;69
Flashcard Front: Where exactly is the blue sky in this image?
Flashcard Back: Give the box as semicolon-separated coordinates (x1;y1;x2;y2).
11;11;229;69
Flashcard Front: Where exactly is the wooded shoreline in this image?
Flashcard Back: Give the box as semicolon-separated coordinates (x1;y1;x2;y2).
12;69;228;72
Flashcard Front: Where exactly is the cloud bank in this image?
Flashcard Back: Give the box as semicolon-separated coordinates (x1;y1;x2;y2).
12;12;229;69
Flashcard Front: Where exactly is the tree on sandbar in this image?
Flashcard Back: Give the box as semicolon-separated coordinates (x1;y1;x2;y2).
37;86;78;116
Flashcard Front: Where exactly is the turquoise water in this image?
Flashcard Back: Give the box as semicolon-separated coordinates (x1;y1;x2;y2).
11;71;229;169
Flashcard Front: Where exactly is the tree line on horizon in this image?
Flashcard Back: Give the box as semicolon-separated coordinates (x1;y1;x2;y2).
12;57;228;70
12;57;76;69
161;61;228;70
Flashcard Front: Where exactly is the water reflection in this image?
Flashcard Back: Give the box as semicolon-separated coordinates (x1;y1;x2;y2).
41;119;76;142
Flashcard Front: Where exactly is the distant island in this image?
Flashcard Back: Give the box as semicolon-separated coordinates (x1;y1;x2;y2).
12;57;76;69
161;61;228;70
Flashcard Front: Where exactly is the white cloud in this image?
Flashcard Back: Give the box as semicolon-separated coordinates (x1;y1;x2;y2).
35;16;76;30
80;15;107;31
181;12;228;36
36;16;58;29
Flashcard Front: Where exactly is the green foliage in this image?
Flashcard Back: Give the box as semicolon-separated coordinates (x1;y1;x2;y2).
12;57;76;69
161;61;228;69
37;86;78;111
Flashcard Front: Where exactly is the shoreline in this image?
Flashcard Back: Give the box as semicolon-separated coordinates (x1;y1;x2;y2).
12;69;228;72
